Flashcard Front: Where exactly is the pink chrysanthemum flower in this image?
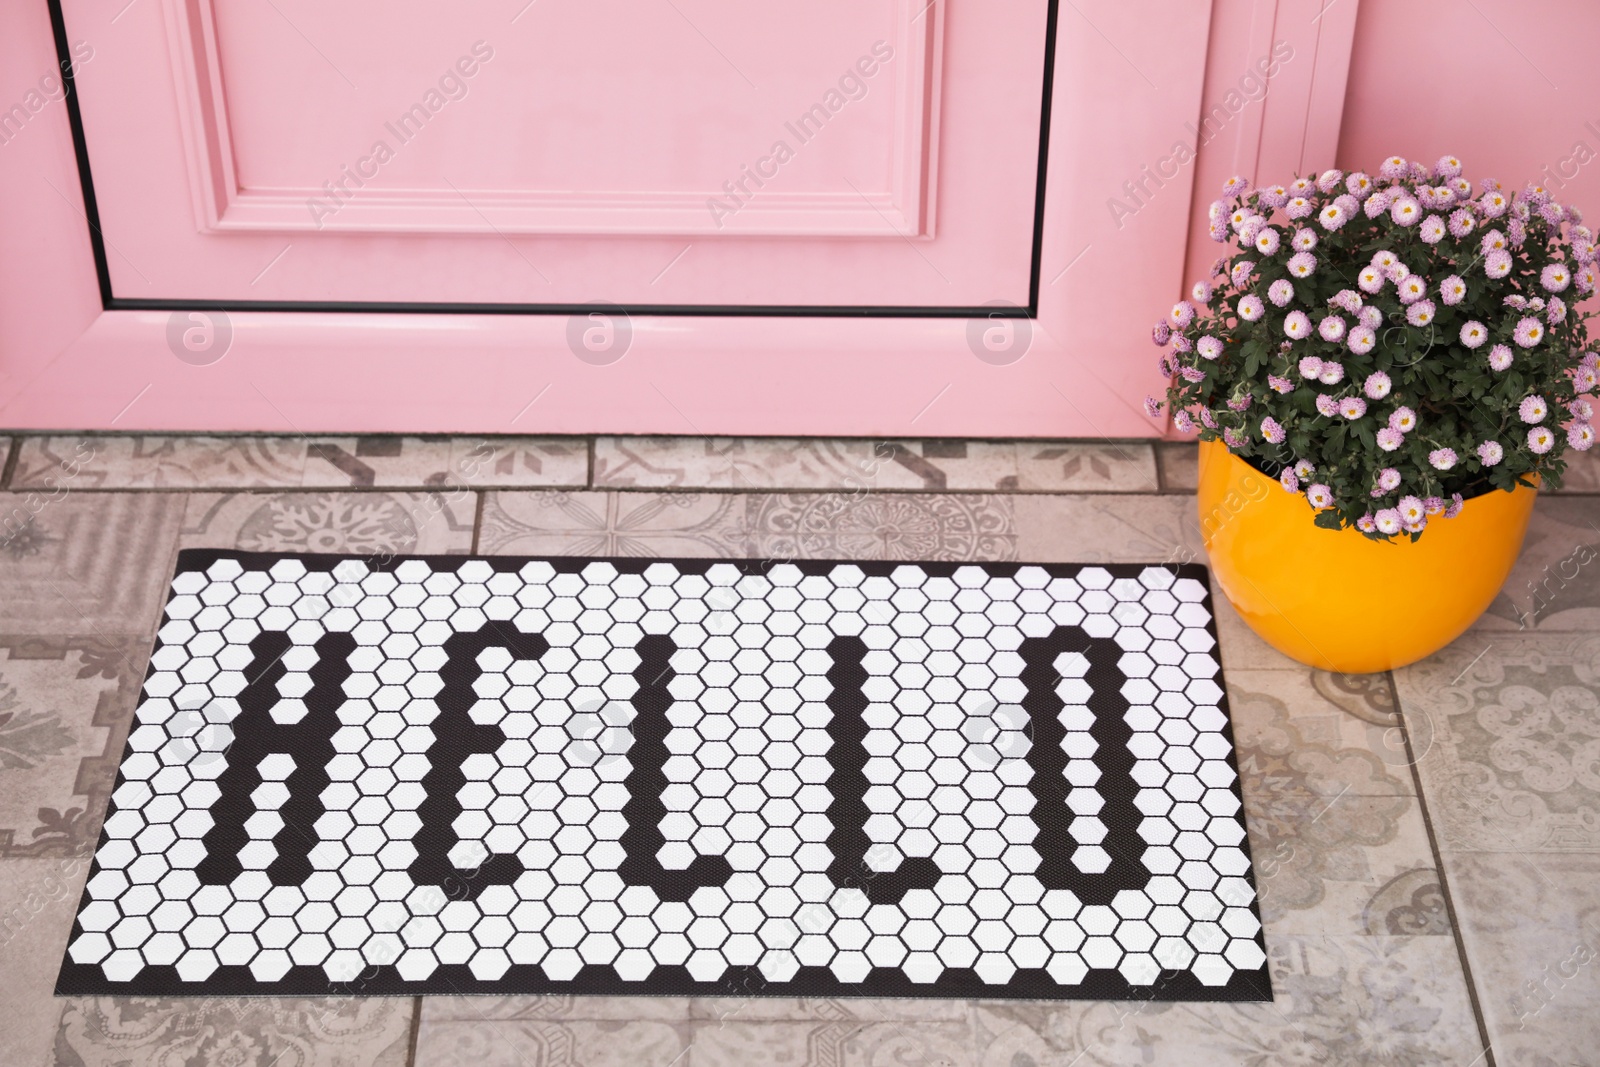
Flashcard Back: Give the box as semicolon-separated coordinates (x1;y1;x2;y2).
1318;360;1345;385
1435;155;1463;179
1240;217;1266;245
1255;227;1281;255
1505;294;1528;310
1179;365;1206;383
1372;250;1399;271
1237;293;1265;321
1577;266;1597;294
1287;252;1317;278
1378;468;1402;491
1306;484;1334;509
1329;289;1363;314
1449;208;1475;239
1388;261;1413;283
1358;306;1384;330
1152;321;1172;346
1268;374;1294;394
1157;354;1174;377
1315;394;1338;417
1358;266;1384;293
1286;196;1314;219
1513;317;1545;348
1284;311;1311;339
1570;423;1596;452
1524;183;1552;205
1364;371;1392;399
1390;406;1418;433
1292;229;1319;252
1172;335;1193;353
1280;468;1300;493
1268;279;1295;307
1363;191;1392;218
1318;314;1346;342
1428;448;1457;471
1227;392;1253;412
1480;229;1507;253
1339;397;1367;420
1459;321;1488;349
1452;177;1474;200
1298;355;1324;379
1143;395;1162;417
1509;217;1528;246
1391;198;1422;226
1540;201;1566;226
1261;416;1286;444
1221;175;1251;196
1528;426;1555;454
1357;513;1377;532
1346;172;1374;196
1421;496;1446;516
1194;335;1222;361
1319;202;1349;231
1191;281;1212;303
1290;176;1316;195
1488;344;1513;372
1397;275;1428;304
1376;427;1404;451
1208;199;1228;222
1485;250;1512;278
1230;207;1256;231
1440;275;1467;305
1519;395;1549;423
1170;301;1196;327
1481;189;1509;218
1582;351;1600;368
1348;325;1377;354
1444;494;1465;519
1374;509;1402;535
1295;459;1316;478
1398;496;1427;525
1259;184;1290;208
1541;263;1572;292
1173;409;1196;433
1572;398;1595;421
1406;300;1437;327
1379;156;1409;180
1548;298;1566;324
1231;260;1256;286
1419;215;1447;244
1316;169;1343;194
1208;219;1228;242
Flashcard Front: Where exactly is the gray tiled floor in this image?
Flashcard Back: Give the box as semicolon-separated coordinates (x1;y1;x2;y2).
1;433;1592;1066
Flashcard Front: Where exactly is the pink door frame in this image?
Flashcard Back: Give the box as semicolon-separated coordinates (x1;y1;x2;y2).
0;0;1357;438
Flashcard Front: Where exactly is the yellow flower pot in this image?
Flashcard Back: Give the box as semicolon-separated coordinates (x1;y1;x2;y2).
1196;440;1538;673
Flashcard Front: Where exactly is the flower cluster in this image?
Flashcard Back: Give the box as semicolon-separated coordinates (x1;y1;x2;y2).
1149;156;1597;539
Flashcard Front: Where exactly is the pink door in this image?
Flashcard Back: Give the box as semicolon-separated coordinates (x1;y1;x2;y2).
0;1;1316;437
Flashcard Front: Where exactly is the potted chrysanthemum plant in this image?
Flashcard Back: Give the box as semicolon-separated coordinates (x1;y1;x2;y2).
1147;155;1596;672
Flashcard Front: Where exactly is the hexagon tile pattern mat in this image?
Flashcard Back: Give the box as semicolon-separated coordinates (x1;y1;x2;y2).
56;550;1270;1002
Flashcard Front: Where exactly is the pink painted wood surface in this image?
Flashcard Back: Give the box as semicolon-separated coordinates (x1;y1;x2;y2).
0;1;1215;436
69;0;1036;306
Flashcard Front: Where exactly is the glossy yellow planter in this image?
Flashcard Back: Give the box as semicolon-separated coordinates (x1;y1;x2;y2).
1197;440;1537;673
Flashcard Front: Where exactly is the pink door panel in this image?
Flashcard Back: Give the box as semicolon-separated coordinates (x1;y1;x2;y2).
65;0;1046;309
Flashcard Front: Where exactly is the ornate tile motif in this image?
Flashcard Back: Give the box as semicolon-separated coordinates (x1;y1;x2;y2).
0;492;185;635
53;996;412;1067
1156;443;1199;493
481;493;749;559
11;437;307;490
1480;496;1600;631
592;438;1156;494
181;492;475;556
1395;633;1600;853
0;859;91;1067
0;636;150;858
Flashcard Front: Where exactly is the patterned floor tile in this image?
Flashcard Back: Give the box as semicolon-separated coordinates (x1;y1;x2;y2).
181;491;475;555
11;436;307;490
424;996;689;1022
686;996;967;1023
0;858;90;1067
1550;443;1600;494
53;996;413;1067
1014;442;1158;493
1479;495;1600;632
1156;443;1198;493
0;492;185;635
1395;632;1600;853
481;491;1018;562
300;437;588;490
971;934;1483;1065
0;636;149;857
415;1016;686;1067
687;1018;972;1067
1436;851;1600;1066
